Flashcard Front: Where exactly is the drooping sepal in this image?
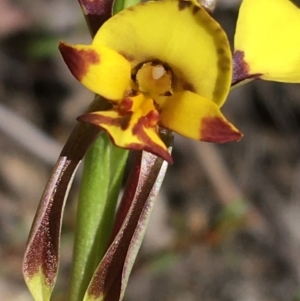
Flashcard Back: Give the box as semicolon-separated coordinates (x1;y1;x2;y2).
59;42;131;100
83;131;173;301
23;97;105;301
23;158;79;301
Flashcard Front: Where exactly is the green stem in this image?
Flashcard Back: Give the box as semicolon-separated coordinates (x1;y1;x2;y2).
124;0;140;9
113;0;125;14
113;0;141;14
68;134;128;301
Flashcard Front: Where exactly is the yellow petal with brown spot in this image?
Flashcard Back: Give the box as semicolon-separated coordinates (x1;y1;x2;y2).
77;94;173;163
235;0;300;82
93;0;232;107
59;42;131;100
157;91;242;143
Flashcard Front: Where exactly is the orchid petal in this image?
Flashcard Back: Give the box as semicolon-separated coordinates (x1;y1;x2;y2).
59;42;131;100
158;91;242;143
78;94;173;163
234;0;300;83
94;0;232;106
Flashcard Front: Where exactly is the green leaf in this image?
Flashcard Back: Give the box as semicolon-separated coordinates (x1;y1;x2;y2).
113;0;141;15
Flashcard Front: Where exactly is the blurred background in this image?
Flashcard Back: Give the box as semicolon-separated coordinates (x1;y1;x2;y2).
1;0;300;300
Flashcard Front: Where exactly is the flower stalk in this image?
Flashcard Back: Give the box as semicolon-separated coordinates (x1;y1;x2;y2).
68;134;128;301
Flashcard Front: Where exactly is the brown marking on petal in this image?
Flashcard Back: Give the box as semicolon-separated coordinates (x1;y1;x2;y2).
218;57;231;72
181;80;196;92
79;113;173;163
214;27;223;34
119;114;132;130
59;42;100;81
232;50;250;85
128;142;173;164
128;117;173;164
211;86;223;102
217;47;225;55
163;91;172;96
200;117;242;143
145;110;160;128
119;98;133;115
232;50;262;86
193;5;201;14
128;90;139;97
178;0;192;10
131;118;173;163
192;15;231;102
78;112;132;131
213;40;231;101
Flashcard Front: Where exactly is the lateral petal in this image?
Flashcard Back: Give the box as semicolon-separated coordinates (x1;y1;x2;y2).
59;42;131;100
158;91;242;143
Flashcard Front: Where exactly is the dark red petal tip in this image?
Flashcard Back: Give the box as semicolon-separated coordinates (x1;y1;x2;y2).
59;42;100;81
232;50;262;86
201;116;243;143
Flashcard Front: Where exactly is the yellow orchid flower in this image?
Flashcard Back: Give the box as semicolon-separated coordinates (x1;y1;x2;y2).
234;0;300;85
59;0;242;163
